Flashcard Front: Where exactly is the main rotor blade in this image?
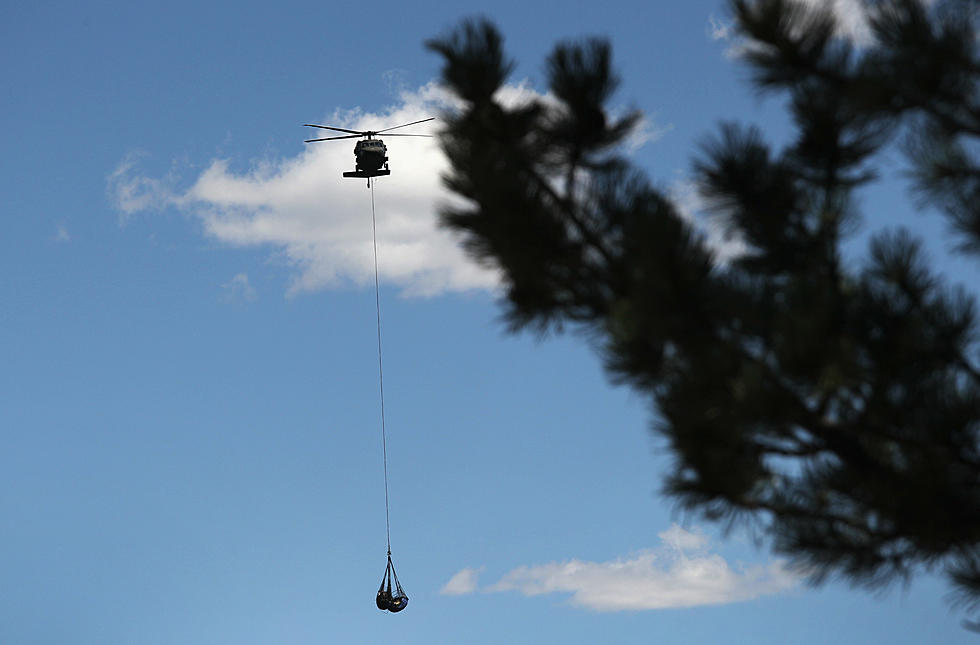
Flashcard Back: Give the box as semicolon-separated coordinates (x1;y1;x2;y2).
305;134;363;142
375;117;435;134
381;134;434;138
304;123;365;135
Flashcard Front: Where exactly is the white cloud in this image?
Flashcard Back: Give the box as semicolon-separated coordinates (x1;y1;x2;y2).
710;0;938;53
108;80;663;299
440;566;484;596
445;524;799;612
669;177;748;263
658;523;709;551
624;114;672;153
801;0;874;44
108;82;496;298
221;273;257;304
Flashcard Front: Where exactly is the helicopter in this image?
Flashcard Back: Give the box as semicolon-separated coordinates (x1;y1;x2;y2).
304;117;434;185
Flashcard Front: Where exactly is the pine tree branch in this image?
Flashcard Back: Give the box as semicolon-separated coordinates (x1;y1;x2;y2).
736;497;901;543
525;159;620;279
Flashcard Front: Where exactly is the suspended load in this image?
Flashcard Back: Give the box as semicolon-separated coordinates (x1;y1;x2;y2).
376;552;409;613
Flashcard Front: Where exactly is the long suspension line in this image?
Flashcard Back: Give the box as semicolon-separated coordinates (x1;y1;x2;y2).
370;178;392;555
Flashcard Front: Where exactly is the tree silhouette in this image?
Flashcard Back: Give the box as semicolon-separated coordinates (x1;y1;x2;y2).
428;0;980;619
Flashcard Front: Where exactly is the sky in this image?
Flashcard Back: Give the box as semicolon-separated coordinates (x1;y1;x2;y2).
2;1;977;643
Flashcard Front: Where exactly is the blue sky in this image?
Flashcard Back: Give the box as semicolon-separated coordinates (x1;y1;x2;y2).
2;1;976;643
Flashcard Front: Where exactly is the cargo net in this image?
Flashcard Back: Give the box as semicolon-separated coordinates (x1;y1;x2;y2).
376;553;409;613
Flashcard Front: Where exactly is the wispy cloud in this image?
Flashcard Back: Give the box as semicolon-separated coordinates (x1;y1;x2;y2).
107;80;663;298
669;177;748;263
54;223;70;243
221;273;257;304
440;566;484;596
707;13;734;42
107;151;182;222
445;524;799;612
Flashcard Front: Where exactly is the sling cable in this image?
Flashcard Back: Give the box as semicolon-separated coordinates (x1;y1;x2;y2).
368;178;408;614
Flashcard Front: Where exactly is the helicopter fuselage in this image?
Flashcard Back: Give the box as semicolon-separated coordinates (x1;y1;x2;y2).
354;138;388;172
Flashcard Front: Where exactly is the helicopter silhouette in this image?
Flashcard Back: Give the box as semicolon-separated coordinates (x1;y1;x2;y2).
304;117;434;185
